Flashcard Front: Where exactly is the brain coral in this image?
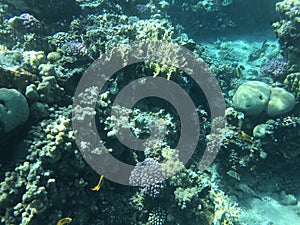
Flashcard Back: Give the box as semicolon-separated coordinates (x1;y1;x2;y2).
233;81;295;116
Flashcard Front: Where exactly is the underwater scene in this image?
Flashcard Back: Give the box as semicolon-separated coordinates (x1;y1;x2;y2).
0;0;300;225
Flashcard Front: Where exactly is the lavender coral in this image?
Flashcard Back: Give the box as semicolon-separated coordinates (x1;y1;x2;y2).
62;41;88;57
7;13;41;33
129;158;165;198
19;13;41;30
260;58;289;81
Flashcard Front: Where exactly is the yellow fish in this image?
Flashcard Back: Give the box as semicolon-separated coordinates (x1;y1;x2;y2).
56;217;72;225
91;175;104;191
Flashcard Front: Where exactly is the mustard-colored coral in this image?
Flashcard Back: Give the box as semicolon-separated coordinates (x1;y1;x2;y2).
150;62;177;80
284;72;300;101
209;188;241;225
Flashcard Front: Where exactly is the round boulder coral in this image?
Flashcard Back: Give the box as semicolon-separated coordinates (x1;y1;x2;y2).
253;123;273;138
0;88;30;133
233;81;271;116
266;87;295;116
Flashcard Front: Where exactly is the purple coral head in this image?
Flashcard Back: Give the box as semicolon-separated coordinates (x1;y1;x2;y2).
260;58;289;80
19;13;41;30
129;158;165;198
62;41;88;56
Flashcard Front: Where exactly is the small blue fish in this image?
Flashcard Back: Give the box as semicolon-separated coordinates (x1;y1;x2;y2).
221;0;233;7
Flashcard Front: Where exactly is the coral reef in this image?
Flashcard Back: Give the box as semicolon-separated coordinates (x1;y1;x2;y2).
273;0;300;70
0;1;299;225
